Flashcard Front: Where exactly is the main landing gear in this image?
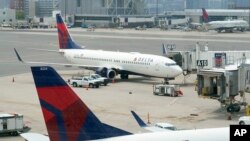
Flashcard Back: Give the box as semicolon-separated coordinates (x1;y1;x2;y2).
164;78;170;84
120;73;129;79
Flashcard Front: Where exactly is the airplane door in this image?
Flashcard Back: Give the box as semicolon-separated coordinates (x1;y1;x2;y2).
3;119;7;130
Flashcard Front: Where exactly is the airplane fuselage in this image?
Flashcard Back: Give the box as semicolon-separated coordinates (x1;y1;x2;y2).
61;49;182;78
207;20;249;32
101;127;229;141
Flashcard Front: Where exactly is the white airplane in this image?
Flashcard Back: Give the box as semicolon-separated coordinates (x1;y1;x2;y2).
14;14;182;83
21;66;229;141
202;8;249;33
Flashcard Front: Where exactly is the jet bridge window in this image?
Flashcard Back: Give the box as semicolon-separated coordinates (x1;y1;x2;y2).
247;70;250;85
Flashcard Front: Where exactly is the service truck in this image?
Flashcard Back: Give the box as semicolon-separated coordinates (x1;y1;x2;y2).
153;84;183;97
70;76;100;88
239;116;250;125
0;113;25;136
90;74;110;86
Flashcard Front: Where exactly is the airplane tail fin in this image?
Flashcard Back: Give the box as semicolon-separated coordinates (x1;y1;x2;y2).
56;14;81;49
202;8;209;23
31;66;131;141
131;111;147;127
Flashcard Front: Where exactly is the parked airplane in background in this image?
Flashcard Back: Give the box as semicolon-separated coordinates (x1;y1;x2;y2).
202;8;249;33
14;14;182;83
131;111;177;132
21;66;229;141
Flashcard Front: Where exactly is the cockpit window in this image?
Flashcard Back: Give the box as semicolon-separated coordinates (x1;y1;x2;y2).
165;63;176;66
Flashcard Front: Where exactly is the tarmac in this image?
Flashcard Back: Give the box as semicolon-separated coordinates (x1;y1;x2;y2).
0;28;250;140
1;70;248;141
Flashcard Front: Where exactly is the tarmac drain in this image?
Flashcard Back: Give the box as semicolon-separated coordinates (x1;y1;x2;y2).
129;92;132;94
190;114;199;116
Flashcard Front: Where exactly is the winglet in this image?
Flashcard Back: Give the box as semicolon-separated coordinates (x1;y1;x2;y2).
131;111;147;127
14;48;23;62
162;44;167;55
31;66;130;141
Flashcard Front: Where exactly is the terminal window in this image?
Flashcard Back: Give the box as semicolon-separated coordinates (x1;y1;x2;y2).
77;0;81;7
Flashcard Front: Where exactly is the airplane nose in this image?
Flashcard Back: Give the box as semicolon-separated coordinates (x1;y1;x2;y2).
173;66;183;77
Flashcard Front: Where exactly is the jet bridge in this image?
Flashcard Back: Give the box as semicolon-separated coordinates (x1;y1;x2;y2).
164;42;250;75
196;60;249;113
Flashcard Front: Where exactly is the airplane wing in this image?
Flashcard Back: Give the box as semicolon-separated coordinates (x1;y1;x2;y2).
131;111;172;132
20;133;50;141
14;48;118;70
144;126;171;132
26;48;59;52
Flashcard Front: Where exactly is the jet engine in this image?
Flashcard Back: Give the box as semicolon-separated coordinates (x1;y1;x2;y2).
96;68;116;79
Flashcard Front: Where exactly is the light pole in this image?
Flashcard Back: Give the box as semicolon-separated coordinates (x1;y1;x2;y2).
116;0;117;16
249;0;250;30
156;0;158;18
64;0;67;22
155;0;158;26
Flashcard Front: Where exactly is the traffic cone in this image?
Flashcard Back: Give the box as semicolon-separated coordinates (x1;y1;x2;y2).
86;86;88;90
227;112;232;120
147;112;151;124
112;79;115;84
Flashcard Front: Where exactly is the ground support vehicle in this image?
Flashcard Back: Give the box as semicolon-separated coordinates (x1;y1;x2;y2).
153;84;183;97
70;76;100;88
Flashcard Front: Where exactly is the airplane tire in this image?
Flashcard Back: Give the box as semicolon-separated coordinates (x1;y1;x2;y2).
124;74;129;79
120;74;124;79
239;121;245;125
227;104;240;113
13;131;18;136
73;83;77;87
227;106;234;113
89;84;94;88
120;74;128;79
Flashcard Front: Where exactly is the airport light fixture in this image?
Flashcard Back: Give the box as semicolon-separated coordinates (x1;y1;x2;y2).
156;0;158;18
249;0;250;30
64;0;67;22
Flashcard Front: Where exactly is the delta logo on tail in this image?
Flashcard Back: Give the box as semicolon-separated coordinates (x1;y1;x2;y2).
31;66;131;141
56;14;81;49
202;8;209;23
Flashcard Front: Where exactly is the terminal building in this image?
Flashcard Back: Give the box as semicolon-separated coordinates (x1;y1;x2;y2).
0;8;16;26
1;0;250;28
58;0;149;27
186;0;250;9
56;0;250;28
185;9;250;23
